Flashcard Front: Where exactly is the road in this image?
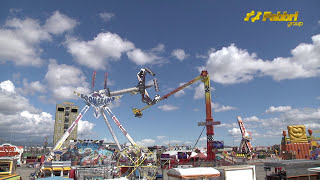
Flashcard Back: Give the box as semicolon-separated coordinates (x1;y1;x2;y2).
16;164;36;180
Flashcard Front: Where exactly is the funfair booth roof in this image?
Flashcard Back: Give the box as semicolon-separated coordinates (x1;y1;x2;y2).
167;167;220;179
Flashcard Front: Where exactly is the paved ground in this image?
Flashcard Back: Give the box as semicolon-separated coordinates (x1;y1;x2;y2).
16;164;36;180
256;164;268;180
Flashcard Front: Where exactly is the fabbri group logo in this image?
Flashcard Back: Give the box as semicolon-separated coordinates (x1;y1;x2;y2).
244;10;303;28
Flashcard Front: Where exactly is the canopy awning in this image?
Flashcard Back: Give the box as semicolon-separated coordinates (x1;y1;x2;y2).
63;167;71;171
167;167;220;179
52;167;63;171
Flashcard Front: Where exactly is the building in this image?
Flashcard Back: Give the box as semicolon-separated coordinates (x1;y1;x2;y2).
53;102;79;148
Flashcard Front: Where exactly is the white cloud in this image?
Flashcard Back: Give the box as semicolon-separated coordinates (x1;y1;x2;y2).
316;96;320;100
127;43;165;65
174;82;192;97
0;18;49;66
78;120;95;137
200;34;320;84
151;44;165;53
266;106;292;113
171;49;188;61
262;130;282;138
107;99;122;109
211;102;220;109
20;111;52;125
193;83;204;99
158;104;179;111
0;80;54;143
174;90;185;97
17;79;46;95
305;123;320;129
228;127;241;136
127;48;161;65
44;11;78;35
66;30;164;68
162;140;182;145
9;8;22;14
6;111;54;138
102;137;114;143
193;83;215;99
157;136;166;139
244;107;320;141
0;80;15;93
260;117;284;128
45;59;90;100
243;116;261;122
193;84;234;112
4;18;51;44
211;102;236;112
214;104;236;112
196;53;208;59
99;12;115;22
0;12;77;67
199;44;264;84
0;80;39;115
66;32;135;69
196;48;215;59
283;108;320;122
137;139;156;147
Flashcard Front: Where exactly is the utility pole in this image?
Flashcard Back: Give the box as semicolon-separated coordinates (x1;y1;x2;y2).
44;136;48;154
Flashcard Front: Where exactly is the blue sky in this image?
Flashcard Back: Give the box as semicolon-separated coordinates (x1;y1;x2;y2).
0;0;319;148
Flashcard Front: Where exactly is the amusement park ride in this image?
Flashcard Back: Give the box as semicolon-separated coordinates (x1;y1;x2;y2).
33;68;219;179
33;68;159;179
237;116;253;154
133;70;220;161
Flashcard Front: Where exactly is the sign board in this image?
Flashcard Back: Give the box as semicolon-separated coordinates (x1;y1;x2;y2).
198;121;221;126
0;144;22;159
213;141;224;149
310;130;320;142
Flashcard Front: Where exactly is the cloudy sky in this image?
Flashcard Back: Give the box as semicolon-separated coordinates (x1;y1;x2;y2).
0;0;319;148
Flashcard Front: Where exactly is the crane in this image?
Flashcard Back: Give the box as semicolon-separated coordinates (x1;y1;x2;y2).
132;71;220;161
237;116;253;154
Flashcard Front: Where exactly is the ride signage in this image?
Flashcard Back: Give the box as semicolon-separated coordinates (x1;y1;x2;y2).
0;144;20;158
74;91;122;118
78;92;122;107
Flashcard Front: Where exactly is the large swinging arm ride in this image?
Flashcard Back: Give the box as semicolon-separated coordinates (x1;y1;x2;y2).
132;70;219;160
33;68;157;178
133;71;208;117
